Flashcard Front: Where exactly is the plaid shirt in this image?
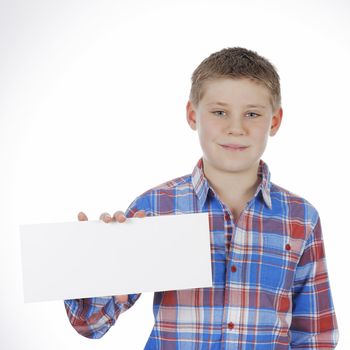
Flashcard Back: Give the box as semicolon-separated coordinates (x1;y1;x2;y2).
65;158;338;349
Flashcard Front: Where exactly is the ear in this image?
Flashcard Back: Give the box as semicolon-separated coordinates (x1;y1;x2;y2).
269;107;283;136
186;100;197;131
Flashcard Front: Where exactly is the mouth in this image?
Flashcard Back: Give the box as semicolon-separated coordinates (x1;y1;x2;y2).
219;143;249;151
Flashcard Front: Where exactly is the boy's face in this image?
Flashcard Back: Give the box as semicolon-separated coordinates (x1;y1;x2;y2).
186;78;282;176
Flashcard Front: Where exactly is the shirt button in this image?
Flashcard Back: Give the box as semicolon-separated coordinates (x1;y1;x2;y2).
285;243;291;251
224;213;230;221
228;322;235;330
231;265;237;273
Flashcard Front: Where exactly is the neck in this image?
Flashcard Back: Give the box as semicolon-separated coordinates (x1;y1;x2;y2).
202;159;261;202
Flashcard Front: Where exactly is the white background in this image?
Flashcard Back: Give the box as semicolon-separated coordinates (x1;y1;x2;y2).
1;0;349;348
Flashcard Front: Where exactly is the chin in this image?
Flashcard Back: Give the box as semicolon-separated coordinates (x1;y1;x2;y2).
212;158;252;174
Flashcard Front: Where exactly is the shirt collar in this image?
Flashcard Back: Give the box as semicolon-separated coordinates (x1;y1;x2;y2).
191;158;272;210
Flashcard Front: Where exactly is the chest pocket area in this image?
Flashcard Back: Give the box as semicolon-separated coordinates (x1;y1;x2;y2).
258;233;296;291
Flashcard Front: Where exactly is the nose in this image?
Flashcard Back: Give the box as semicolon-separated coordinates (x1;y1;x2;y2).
226;116;246;136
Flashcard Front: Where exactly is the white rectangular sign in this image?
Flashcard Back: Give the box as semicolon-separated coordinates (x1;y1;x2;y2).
20;213;212;302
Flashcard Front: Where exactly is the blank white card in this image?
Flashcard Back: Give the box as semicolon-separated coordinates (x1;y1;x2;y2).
20;213;212;302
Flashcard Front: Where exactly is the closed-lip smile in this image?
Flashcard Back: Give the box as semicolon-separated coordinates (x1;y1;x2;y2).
220;143;249;150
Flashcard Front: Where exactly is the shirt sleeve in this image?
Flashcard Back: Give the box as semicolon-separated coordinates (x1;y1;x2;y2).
290;215;339;349
64;294;140;338
63;195;150;338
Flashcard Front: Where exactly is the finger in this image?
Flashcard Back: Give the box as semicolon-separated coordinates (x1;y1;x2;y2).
134;210;146;218
99;212;112;223
78;212;88;221
112;211;126;223
114;294;128;303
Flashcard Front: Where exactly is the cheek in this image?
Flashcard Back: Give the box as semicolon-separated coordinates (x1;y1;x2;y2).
199;124;209;137
198;121;217;140
251;123;271;143
197;122;221;154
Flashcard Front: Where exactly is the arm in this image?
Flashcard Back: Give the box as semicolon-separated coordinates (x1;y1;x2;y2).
64;294;140;338
290;216;339;349
64;198;148;338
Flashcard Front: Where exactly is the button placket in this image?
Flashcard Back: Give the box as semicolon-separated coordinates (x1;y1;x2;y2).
224;210;233;256
224;201;254;342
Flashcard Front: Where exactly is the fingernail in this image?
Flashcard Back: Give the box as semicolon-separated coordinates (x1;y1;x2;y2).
118;215;126;222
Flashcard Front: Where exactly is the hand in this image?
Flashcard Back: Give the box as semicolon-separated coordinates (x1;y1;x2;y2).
77;210;146;223
77;209;146;303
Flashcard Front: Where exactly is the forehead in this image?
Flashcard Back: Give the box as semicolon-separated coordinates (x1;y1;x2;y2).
200;78;272;107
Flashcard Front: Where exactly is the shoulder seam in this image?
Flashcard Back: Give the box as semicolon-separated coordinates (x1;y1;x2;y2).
140;174;192;195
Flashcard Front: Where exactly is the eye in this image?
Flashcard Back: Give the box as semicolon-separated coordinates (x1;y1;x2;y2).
246;112;260;118
212;110;226;117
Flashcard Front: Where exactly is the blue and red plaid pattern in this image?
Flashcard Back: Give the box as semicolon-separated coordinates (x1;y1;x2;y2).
65;158;338;349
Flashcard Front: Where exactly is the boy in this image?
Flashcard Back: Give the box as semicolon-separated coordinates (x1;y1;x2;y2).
64;47;338;349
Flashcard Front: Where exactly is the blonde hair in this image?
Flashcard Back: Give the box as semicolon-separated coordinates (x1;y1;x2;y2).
189;47;281;110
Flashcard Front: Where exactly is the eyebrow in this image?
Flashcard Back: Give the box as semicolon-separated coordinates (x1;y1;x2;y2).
206;102;267;109
245;104;267;109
